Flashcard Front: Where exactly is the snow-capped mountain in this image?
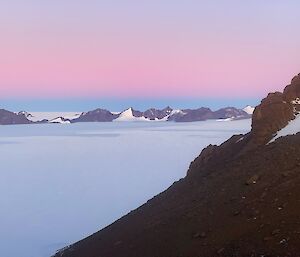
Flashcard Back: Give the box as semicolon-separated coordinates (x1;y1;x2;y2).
0;106;253;125
113;106;251;122
114;108;149;121
243;105;255;115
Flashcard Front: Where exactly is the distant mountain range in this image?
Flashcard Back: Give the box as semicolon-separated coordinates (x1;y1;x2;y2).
0;106;254;125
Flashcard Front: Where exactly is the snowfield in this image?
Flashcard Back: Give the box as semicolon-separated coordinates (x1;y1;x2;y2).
0;120;251;257
269;114;300;143
26;112;82;122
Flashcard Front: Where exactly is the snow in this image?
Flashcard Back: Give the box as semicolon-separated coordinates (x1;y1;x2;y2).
269;115;300;143
243;105;255;115
0;119;251;257
169;109;185;116
27;112;82;122
291;97;300;105
217;118;234;122
114;108;149;121
49;117;71;124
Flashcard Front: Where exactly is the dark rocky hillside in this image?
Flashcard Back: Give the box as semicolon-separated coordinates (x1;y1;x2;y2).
53;74;300;257
0;109;32;125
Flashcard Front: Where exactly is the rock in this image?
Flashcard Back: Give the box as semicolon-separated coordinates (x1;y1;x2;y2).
0;109;32;125
250;74;300;147
193;232;207;239
233;210;241;216
246;175;259;185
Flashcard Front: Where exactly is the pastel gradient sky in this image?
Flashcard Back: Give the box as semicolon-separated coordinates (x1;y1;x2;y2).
1;0;300;110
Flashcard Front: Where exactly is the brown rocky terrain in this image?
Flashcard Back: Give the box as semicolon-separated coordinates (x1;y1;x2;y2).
53;74;300;257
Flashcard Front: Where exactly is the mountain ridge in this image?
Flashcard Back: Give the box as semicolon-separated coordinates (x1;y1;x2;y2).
0;106;252;125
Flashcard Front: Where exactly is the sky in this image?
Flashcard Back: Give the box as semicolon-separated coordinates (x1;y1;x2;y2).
0;0;300;111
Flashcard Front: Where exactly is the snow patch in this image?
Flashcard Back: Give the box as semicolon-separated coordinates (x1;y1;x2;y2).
49;117;71;124
217;118;234;122
269;115;300;143
243;105;255;115
27;112;82;122
236;137;244;143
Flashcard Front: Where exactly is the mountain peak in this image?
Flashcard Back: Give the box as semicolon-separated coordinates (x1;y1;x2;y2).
242;105;255;115
251;74;300;146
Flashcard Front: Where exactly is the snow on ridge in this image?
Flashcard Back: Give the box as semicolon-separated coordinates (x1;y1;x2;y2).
26;112;82;122
170;109;185;116
49;117;71;124
114;108;150;122
291;98;300;105
111;111;121;115
243;105;255;115
217;118;234;122
269;114;300;143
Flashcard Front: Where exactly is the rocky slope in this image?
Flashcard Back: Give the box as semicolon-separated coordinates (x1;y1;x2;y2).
0;109;32;125
53;74;300;257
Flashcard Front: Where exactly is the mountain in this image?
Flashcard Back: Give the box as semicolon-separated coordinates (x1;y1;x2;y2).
71;109;118;122
0;106;253;125
243;105;255;115
53;74;300;257
0;109;32;125
67;106;251;123
168;107;250;122
114;108;148;121
143;106;173;120
168;107;214;122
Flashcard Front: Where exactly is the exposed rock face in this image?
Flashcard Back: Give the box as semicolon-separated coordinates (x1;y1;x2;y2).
53;134;300;257
53;73;300;257
143;107;172;120
0;109;32;125
251;74;300;146
71;109;119;122
169;107;214;122
131;108;143;118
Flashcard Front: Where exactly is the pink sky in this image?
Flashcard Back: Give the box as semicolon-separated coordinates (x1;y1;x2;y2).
0;1;300;100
